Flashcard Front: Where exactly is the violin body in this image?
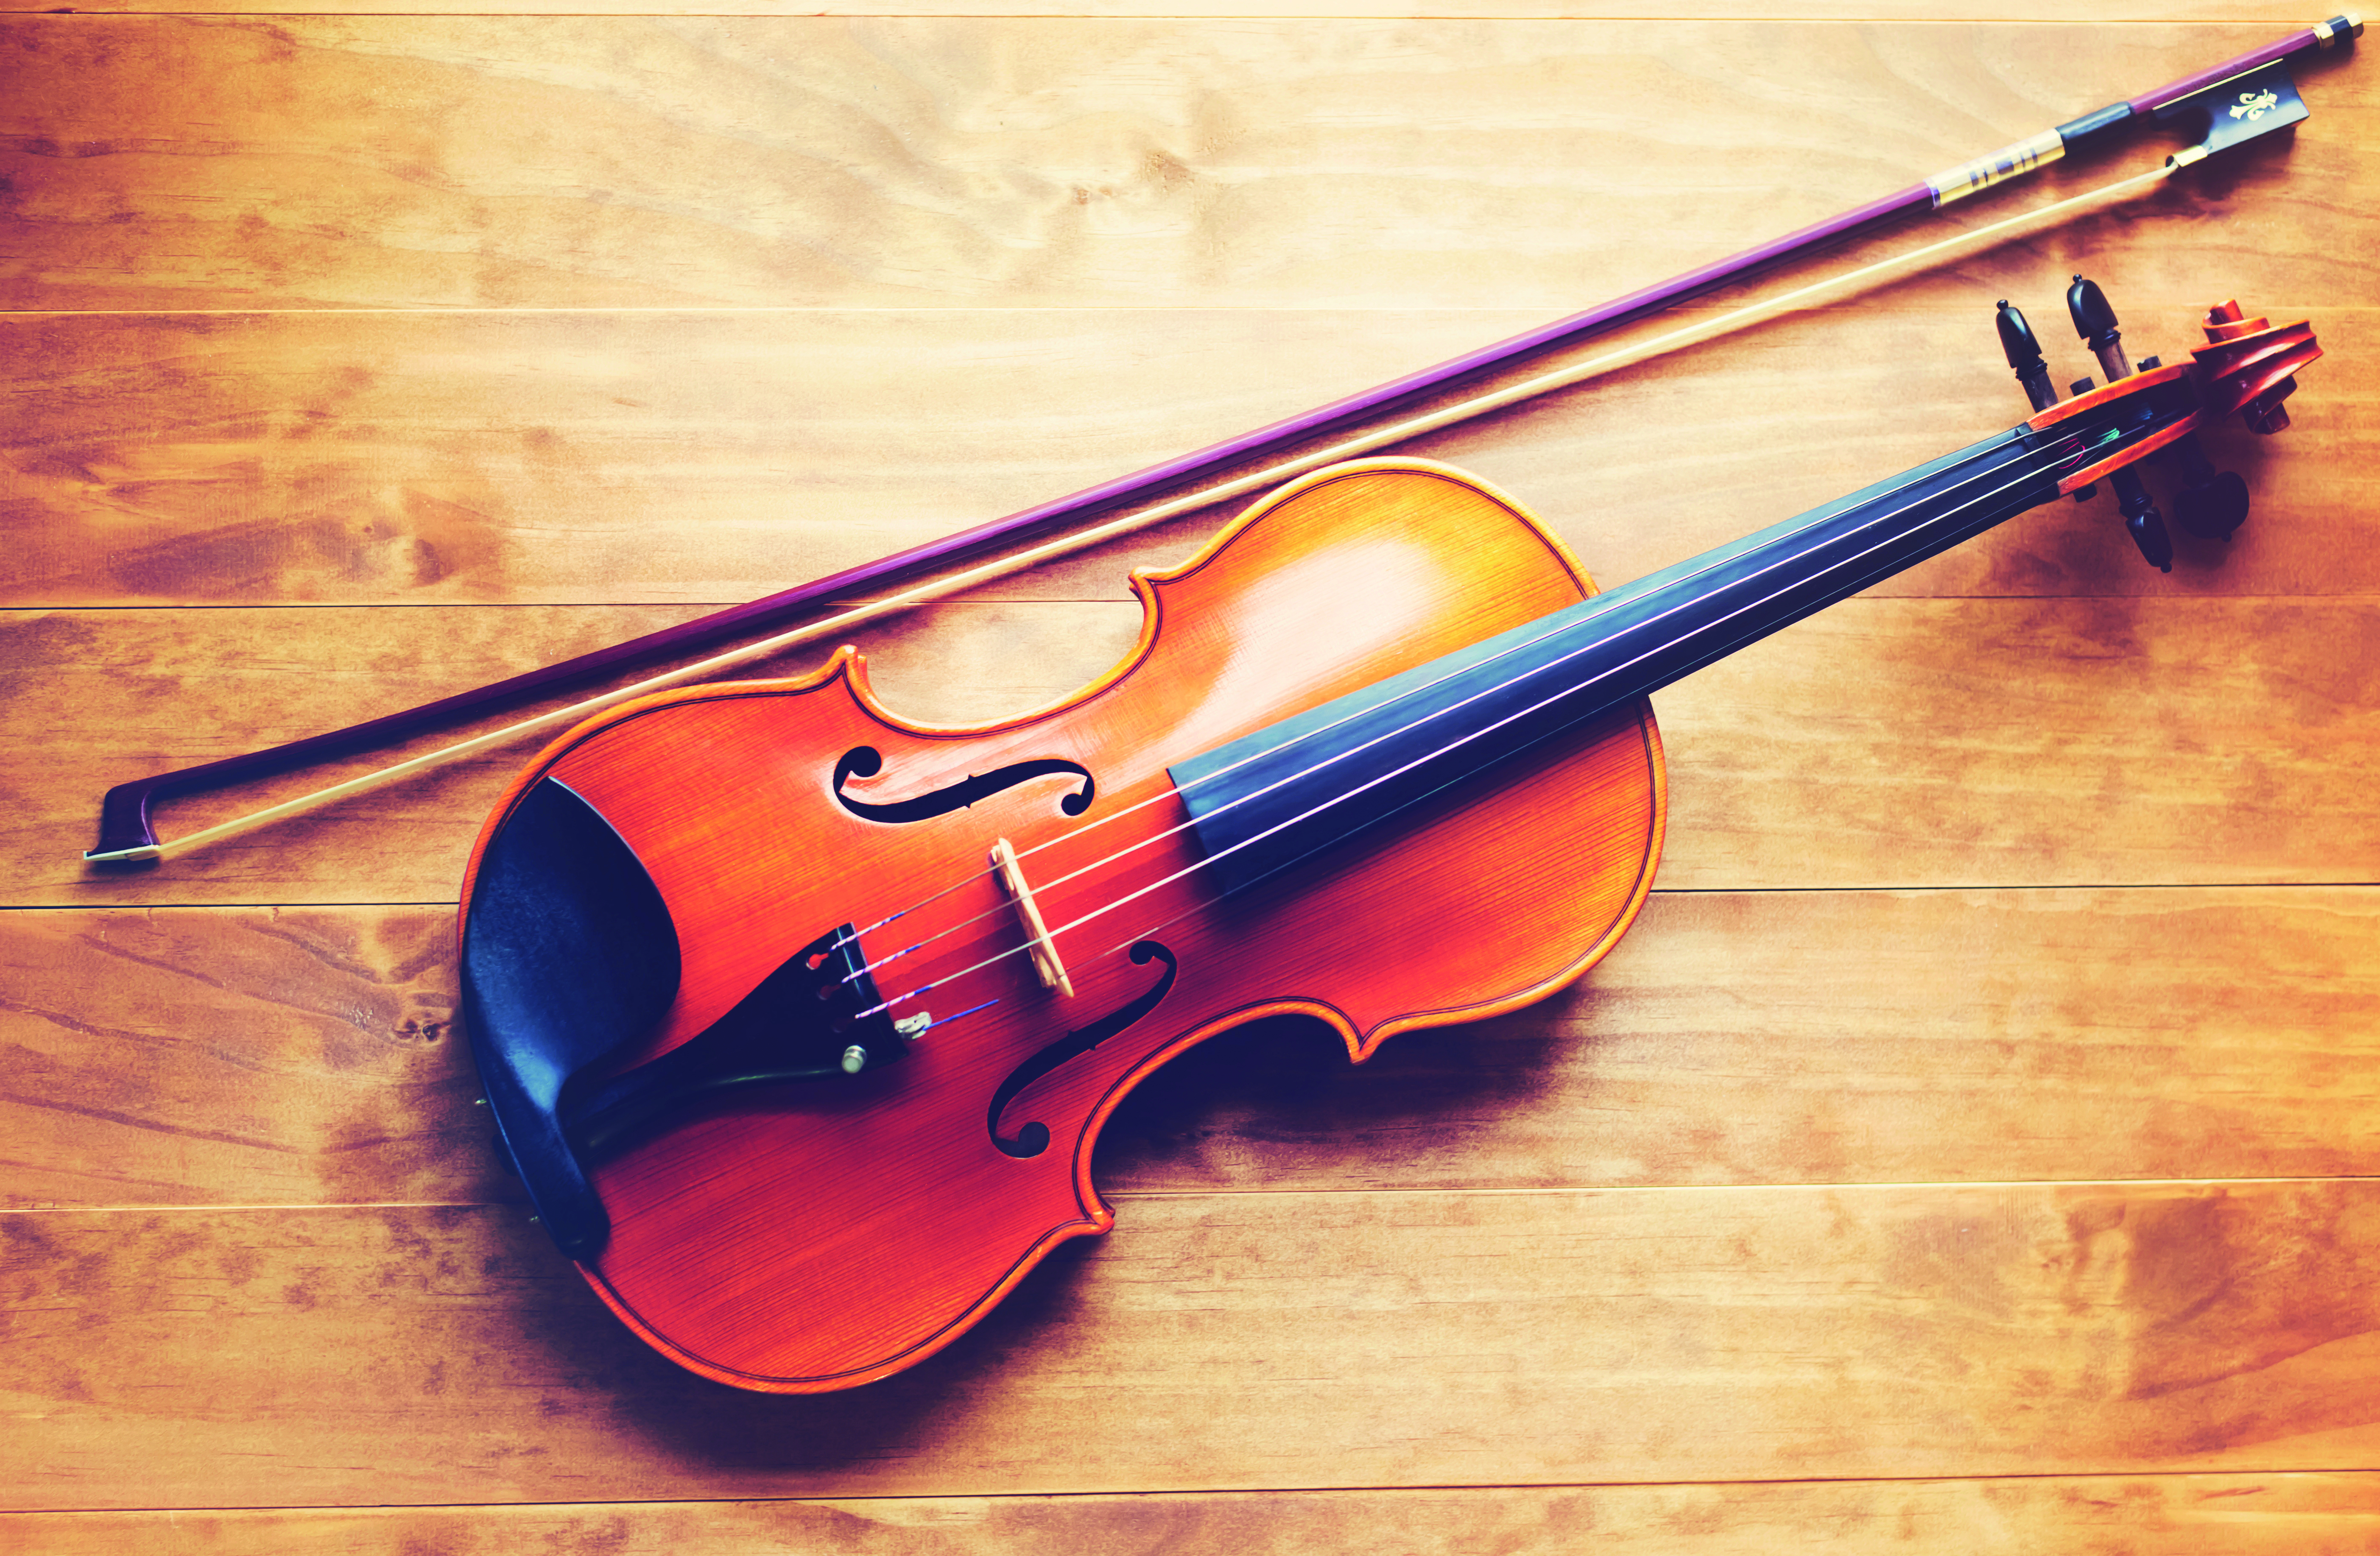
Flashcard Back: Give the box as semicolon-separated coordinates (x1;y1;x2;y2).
462;460;1664;1390
458;296;2317;1390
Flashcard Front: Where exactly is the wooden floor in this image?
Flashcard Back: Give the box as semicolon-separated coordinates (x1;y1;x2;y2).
5;6;2378;1551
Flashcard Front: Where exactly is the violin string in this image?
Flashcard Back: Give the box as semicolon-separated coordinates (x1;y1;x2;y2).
852;423;2119;1024
839;443;1986;979
1081;445;2081;971
833;424;2063;979
853;424;2109;1012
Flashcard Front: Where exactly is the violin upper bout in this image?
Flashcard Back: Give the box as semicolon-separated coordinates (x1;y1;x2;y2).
1140;457;1603;609
1133;457;1668;1046
1126;460;1621;759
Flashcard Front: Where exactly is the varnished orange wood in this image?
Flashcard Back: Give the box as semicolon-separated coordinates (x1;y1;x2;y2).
459;459;1665;1389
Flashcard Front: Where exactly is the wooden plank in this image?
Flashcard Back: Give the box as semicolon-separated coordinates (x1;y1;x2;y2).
11;1473;2380;1555
5;307;2373;611
0;1;2340;17
8;888;2375;1210
12;1179;2380;1508
8;591;2374;906
0;19;2366;312
1652;593;2380;891
0;906;483;1212
1101;884;2380;1193
4;19;2361;244
1;598;1142;904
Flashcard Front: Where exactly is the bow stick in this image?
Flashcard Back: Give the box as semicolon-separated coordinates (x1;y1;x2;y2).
84;17;2362;865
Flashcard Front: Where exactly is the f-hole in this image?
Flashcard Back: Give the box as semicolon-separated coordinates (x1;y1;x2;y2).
834;747;1095;824
989;940;1178;1159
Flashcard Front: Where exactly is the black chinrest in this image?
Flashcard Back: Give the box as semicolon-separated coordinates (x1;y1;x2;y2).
461;777;681;1259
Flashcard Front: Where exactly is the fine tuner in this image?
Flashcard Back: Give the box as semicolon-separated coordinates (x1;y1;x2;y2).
1996;278;2289;569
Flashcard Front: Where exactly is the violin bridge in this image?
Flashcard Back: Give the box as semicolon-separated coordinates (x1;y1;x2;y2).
989;836;1074;998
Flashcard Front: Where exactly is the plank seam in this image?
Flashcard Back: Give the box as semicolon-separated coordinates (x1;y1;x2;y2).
14;1463;2380;1520
12;1173;2380;1216
8;882;2376;915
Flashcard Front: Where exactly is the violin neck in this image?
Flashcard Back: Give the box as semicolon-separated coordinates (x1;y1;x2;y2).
1172;383;2193;897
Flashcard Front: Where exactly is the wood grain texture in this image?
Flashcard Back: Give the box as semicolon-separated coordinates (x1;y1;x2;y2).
0;0;2342;16
14;1179;2380;1508
7;309;2377;611
7;592;2374;905
3;6;2376;1545
0;907;475;1211
3;20;2369;310
11;1474;2380;1555
0;1;2348;17
8;888;2375;1211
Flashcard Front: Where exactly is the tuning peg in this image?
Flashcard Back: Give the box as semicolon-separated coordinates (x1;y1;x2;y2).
1995;300;2098;501
2112;468;2173;572
2060;276;2170;569
2066;274;2133;382
2164;435;2252;541
1996;300;2059;412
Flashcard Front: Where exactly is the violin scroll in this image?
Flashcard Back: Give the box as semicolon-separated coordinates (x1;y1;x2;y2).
2193;298;2322;434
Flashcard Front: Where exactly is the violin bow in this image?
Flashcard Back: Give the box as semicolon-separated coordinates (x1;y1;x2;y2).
85;17;2362;865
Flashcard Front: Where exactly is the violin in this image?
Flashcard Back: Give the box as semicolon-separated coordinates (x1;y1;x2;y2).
457;286;2318;1391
